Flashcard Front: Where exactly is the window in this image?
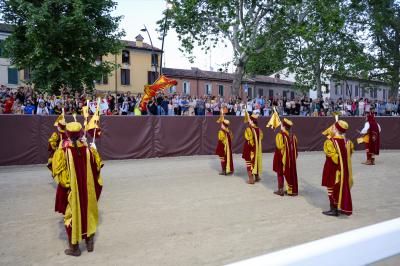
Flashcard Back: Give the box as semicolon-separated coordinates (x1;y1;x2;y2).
0;40;4;57
151;54;158;66
23;68;31;80
121;69;130;85
96;56;102;63
335;85;339;95
362;88;365;97
183;81;190;95
283;91;287;98
96;74;108;85
383;89;386;100
248;87;253;97
218;84;224;96
258;88;263;97
147;71;158;84
122;50;130;64
102;75;108;85
355;85;359;97
168;85;176;94
346;84;349;96
374;88;378;98
8;68;18;85
269;89;274;97
290;91;295;100
205;84;212;95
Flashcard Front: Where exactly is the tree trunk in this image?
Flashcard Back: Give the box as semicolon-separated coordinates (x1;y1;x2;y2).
315;72;322;98
314;62;322;98
232;56;247;97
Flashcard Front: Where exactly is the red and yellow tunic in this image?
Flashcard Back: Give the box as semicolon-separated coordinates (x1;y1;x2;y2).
242;126;263;175
52;141;103;244
322;136;354;215
215;128;234;174
273;129;298;195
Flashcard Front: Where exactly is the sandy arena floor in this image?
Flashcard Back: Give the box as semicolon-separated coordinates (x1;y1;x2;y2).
0;151;399;266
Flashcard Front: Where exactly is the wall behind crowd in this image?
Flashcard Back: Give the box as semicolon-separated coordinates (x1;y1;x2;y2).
0;116;398;166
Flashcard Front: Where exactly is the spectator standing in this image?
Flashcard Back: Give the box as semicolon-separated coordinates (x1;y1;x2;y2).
358;98;365;116
24;100;36;114
36;102;50;115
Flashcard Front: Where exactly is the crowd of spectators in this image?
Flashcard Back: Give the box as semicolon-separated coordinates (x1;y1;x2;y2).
1;85;400;117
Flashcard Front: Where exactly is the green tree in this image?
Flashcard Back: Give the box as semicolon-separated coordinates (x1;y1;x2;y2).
160;0;285;96
282;0;366;98
245;26;288;76
0;0;125;94
360;0;400;98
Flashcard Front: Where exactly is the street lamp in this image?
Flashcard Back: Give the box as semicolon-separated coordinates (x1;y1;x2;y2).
160;1;173;75
140;25;158;82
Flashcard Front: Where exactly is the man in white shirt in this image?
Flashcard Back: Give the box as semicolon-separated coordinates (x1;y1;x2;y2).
359;112;381;165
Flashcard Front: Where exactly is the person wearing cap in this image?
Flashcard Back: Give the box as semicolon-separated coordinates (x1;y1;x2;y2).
359;112;381;165
47;115;71;215
47;115;67;171
52;121;103;256
321;120;354;217
272;118;299;196
242;113;263;184
215;116;234;175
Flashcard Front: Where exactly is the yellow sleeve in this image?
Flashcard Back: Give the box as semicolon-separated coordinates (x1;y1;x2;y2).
218;130;226;142
348;140;355;155
52;148;70;188
229;130;234;140
48;132;59;151
259;130;263;141
323;139;338;164
90;147;104;171
275;132;285;150
244;127;253;141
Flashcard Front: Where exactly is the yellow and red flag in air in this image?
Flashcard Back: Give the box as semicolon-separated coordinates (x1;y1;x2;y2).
266;107;281;130
139;75;178;111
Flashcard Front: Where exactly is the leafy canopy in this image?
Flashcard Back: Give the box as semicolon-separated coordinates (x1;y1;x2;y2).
1;0;125;94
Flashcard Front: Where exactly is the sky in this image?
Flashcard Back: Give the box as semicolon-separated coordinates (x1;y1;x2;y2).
112;0;234;72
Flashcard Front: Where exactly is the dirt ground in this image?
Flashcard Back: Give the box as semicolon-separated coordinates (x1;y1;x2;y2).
0;150;399;266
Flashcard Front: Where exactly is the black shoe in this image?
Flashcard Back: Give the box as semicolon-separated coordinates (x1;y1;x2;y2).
219;172;227;175
322;208;339;217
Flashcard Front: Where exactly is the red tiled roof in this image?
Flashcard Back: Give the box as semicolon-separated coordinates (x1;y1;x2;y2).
162;67;294;86
122;40;163;53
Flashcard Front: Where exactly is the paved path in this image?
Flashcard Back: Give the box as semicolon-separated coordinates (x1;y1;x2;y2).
0;151;399;265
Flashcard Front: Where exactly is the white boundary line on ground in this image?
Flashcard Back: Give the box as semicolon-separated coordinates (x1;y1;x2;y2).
226;217;400;266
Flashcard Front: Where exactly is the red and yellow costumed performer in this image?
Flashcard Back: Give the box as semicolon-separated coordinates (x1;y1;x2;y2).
85;98;102;145
357;112;381;165
215;114;234;175
242;112;263;184
272;118;299;196
52;121;103;256
321;120;354;217
47;112;67;171
47;112;71;215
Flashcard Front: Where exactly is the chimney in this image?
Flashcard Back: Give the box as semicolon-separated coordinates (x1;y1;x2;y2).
135;34;144;47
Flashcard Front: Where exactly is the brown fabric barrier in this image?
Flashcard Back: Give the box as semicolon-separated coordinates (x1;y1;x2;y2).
0;115;399;166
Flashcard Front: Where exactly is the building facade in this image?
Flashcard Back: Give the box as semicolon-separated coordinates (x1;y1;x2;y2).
162;67;300;99
94;34;162;94
0;24;24;88
328;78;390;101
270;68;392;101
0;23;161;93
